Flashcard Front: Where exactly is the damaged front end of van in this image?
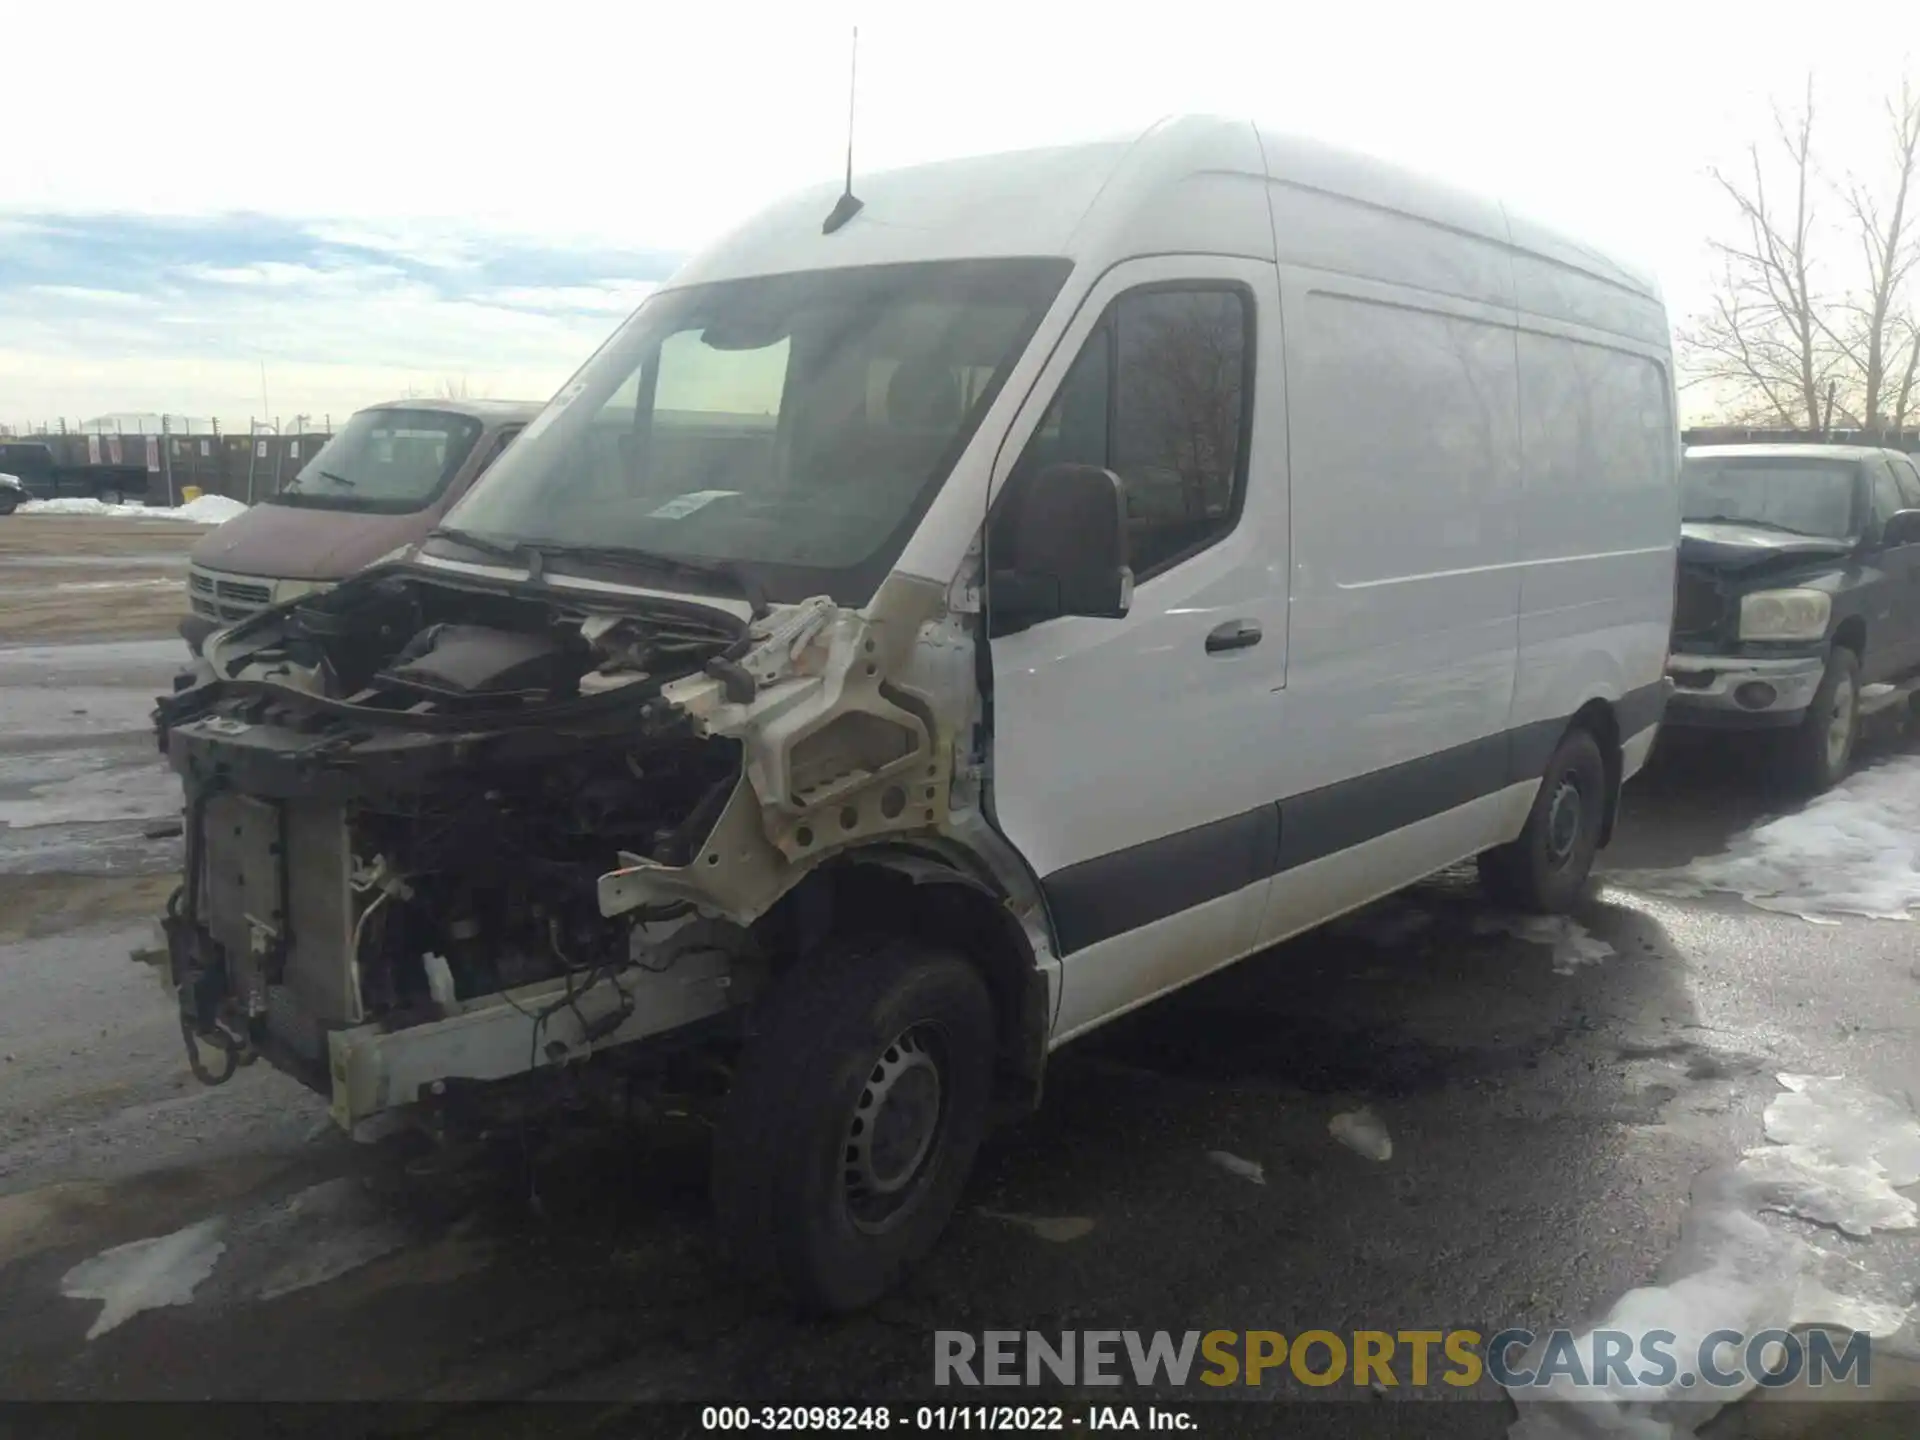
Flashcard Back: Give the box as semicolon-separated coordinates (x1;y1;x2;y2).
147;557;1009;1135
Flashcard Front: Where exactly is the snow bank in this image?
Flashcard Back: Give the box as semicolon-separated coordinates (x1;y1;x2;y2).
1620;755;1920;921
19;494;247;524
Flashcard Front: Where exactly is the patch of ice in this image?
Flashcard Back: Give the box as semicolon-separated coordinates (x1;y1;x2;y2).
977;1209;1096;1242
1765;1073;1920;1186
21;494;246;524
0;752;182;828
1329;1107;1393;1162
1205;1149;1265;1185
1737;1145;1917;1236
59;1217;226;1339
244;1178;408;1301
1475;913;1616;974
1616;757;1920;922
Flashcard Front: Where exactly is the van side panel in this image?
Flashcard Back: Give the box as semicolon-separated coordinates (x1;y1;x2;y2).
1272;279;1524;805
1506;280;1678;778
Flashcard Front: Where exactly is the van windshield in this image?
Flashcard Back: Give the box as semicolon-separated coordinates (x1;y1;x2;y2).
437;259;1071;605
1681;456;1860;540
269;408;484;514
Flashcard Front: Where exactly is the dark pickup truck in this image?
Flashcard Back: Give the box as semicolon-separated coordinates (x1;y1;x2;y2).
0;440;150;508
1666;443;1920;790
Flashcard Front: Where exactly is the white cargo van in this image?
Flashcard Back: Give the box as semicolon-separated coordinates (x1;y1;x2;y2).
152;116;1678;1312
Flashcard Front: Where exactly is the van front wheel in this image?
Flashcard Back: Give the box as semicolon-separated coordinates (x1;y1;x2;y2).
712;936;994;1313
1478;727;1607;913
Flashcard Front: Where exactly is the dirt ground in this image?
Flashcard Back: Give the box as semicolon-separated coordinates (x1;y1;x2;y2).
0;514;207;643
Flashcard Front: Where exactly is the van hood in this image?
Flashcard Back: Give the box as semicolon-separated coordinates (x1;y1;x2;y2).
1678;521;1855;573
188;501;421;581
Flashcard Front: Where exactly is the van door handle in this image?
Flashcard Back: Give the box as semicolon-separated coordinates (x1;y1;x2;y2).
1205;619;1262;654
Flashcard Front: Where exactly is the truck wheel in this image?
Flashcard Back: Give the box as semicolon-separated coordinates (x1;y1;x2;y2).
97;485;126;506
1780;647;1858;794
1478;727;1607;914
712;936;994;1313
0;495;17;516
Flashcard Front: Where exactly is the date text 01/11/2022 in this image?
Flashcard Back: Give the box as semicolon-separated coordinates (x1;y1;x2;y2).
698;1405;1198;1431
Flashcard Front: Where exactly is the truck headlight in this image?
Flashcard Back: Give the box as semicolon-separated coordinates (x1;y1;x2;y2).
1738;589;1831;642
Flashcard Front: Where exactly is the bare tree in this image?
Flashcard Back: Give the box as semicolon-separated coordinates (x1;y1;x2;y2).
1681;80;1836;429
1685;76;1920;435
1829;80;1920;429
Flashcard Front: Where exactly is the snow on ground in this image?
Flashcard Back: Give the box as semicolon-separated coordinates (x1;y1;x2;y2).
1505;1072;1920;1438
20;495;246;524
59;1218;226;1340
1617;754;1920;922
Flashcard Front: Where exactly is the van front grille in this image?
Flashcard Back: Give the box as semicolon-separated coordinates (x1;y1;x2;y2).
188;567;273;622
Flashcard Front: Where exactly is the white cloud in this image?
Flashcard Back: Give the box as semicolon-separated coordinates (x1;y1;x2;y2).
0;0;1914;425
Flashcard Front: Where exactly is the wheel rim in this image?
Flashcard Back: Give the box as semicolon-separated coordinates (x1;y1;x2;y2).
1825;673;1856;770
1544;777;1584;867
843;1025;946;1234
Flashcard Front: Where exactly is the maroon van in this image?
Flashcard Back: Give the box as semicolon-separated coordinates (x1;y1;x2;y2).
182;398;542;652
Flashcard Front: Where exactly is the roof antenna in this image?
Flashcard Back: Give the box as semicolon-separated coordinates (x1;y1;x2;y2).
822;26;864;234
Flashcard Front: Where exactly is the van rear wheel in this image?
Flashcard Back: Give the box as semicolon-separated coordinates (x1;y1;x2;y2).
711;936;994;1314
1478;727;1606;913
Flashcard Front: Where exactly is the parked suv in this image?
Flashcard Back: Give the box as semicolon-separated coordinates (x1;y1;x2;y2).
1665;443;1920;789
182;399;540;652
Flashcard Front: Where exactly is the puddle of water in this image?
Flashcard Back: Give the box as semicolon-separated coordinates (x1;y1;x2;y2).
59;1217;226;1340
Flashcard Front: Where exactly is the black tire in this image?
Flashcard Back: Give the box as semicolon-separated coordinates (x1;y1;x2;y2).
1780;647;1859;793
1478;727;1608;913
0;496;17;517
97;485;125;506
712;936;994;1313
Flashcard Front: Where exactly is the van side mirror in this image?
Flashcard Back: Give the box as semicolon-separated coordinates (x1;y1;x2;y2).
1884;509;1920;546
989;462;1133;630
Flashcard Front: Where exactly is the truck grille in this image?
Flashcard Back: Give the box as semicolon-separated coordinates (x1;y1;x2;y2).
1673;567;1724;642
188;567;272;621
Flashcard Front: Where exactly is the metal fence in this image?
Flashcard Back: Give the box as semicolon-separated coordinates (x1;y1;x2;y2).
0;417;336;504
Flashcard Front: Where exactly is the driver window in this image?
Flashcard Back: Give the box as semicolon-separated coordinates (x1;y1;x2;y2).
1002;285;1250;580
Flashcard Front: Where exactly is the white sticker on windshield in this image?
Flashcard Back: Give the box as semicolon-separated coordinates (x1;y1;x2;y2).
649;489;740;520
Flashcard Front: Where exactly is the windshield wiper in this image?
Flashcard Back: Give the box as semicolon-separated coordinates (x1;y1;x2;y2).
426;529;768;618
533;541;769;618
428;525;526;562
314;468;356;489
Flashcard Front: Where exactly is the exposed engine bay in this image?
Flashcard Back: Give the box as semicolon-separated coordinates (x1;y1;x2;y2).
150;560;980;1128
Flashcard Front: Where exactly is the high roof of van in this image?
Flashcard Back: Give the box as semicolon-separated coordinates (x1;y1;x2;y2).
365;398;546;422
663;115;1665;344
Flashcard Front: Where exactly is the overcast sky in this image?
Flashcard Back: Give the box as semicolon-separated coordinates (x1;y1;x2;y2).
0;0;1912;428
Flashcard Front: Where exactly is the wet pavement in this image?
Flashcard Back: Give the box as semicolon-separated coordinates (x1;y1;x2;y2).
1;532;1918;1436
